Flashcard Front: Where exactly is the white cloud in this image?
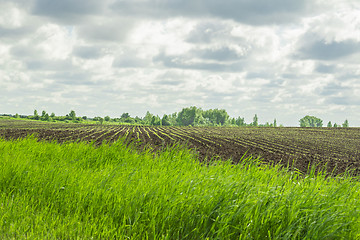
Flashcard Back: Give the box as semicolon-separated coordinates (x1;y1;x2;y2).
35;24;74;60
129;18;194;55
0;0;360;126
0;2;25;28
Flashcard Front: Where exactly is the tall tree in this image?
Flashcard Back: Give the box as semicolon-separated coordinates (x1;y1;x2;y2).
213;109;229;125
253;114;258;127
327;121;332;127
44;113;50;121
236;117;245;126
194;114;209;126
300;116;323;127
342;119;349;128
69;110;76;120
177;106;201;126
151;115;161;126
169;112;178;126
161;114;171;126
273;119;277;127
143;111;153;125
121;113;130;119
134;116;143;124
203;108;229;125
33;110;40;120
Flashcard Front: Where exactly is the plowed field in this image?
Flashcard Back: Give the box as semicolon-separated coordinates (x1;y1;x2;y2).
1;119;360;176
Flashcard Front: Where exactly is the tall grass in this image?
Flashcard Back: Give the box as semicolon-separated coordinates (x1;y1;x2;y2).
1;136;360;239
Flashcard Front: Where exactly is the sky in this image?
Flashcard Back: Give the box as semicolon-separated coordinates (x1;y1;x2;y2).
1;0;360;126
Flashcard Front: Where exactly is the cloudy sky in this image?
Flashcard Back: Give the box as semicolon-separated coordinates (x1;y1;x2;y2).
1;0;360;126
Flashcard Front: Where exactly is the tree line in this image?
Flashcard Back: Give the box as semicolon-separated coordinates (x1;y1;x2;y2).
10;107;278;127
299;115;349;128
7;107;349;127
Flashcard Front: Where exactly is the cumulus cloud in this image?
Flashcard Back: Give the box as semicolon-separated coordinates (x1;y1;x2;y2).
154;50;244;72
111;0;315;25
73;46;105;59
31;0;108;24
186;21;233;43
112;49;151;68
0;0;360;126
315;64;336;74
297;39;360;60
76;17;136;43
195;46;243;61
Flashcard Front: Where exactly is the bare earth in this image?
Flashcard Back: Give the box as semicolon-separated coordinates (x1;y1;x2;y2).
1;119;360;176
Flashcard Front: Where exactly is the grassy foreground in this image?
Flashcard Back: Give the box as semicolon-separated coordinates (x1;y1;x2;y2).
1;137;360;239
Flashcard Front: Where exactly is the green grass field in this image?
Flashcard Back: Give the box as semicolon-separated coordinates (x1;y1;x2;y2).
1;136;360;239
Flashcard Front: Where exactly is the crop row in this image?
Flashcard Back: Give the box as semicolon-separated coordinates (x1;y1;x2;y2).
1;119;360;175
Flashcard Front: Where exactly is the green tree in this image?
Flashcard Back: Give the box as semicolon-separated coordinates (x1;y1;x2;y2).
151;115;161;126
33;110;40;120
236;117;245;126
44;113;50;121
273;119;277;127
342;119;349;128
104;116;111;122
202;109;213;125
50;113;55;118
40;110;48;121
213;109;229;125
177;106;201;126
253;114;258;127
82;116;87;120
333;123;338;128
327;121;332;128
169;112;178;126
300;116;323;127
15;113;19;118
194;114;208;126
134;116;143;124
69;110;76;120
143;111;153;125
126;118;135;124
121;113;130;120
119;113;135;123
161;114;171;126
203;108;229;125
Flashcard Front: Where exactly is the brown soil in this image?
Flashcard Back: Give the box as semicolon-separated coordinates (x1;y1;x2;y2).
1;119;360;176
